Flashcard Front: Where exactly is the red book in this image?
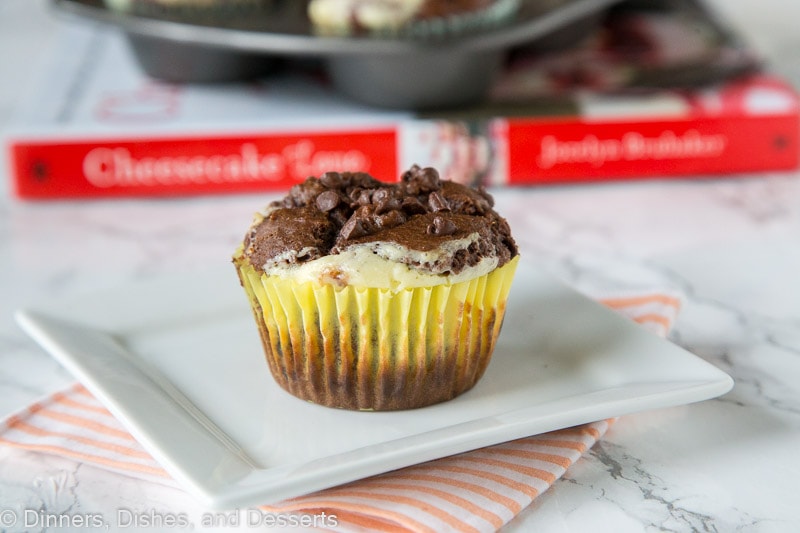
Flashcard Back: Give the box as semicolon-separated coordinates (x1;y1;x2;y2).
504;75;800;183
7;1;799;199
11;129;399;199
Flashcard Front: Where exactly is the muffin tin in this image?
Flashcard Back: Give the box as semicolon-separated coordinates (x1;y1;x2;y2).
51;0;624;109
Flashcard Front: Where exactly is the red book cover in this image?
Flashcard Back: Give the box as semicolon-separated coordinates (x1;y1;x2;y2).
6;0;798;199
11;130;398;199
503;76;800;183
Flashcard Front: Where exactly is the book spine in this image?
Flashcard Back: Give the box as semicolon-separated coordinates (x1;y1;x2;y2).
10;129;398;199
9;109;799;199
503;113;800;184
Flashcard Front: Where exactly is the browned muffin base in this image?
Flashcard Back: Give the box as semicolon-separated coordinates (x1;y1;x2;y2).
249;300;500;411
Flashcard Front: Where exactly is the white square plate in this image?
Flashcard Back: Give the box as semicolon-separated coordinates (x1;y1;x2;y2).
15;261;733;509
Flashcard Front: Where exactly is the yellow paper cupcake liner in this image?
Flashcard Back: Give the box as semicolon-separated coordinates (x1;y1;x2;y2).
234;254;518;410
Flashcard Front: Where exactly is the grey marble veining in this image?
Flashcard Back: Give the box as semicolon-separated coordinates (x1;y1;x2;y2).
2;0;800;531
3;175;799;532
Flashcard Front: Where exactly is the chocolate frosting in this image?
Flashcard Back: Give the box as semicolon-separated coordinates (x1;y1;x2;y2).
243;165;518;275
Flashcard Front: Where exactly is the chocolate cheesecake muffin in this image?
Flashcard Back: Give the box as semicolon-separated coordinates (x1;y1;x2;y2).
307;0;520;38
233;165;518;410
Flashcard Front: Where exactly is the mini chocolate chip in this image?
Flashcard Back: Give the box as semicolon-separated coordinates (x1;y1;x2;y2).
378;210;406;229
347;188;362;204
446;192;482;215
400;165;418;182
352;172;380;188
428;191;450;212
417;167;441;191
340;217;368;240
356;189;373;206
372;188;389;203
401;164;441;195
315;190;340;212
287;178;326;207
427;216;457;236
401;197;428;215
320;171;343;188
375;197;401;215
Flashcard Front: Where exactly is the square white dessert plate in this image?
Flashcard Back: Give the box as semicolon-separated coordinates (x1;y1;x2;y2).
15;261;733;509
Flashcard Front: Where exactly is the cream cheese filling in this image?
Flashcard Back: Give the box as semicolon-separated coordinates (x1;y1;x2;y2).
261;234;498;291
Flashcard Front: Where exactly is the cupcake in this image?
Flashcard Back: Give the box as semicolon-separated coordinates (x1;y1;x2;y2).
233;165;519;411
307;0;520;38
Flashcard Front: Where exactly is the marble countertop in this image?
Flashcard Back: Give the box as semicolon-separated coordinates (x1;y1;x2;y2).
1;0;799;531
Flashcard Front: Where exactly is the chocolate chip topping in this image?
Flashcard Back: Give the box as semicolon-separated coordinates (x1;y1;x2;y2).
428;190;450;213
427;216;457;236
243;165;518;274
315;190;340;212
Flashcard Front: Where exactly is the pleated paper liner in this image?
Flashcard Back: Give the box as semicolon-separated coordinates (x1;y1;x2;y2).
235;256;519;411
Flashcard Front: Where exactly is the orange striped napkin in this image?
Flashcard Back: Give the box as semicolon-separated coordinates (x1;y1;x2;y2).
1;291;681;532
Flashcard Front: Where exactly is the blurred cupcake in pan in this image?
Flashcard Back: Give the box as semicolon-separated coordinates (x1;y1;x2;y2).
307;0;521;38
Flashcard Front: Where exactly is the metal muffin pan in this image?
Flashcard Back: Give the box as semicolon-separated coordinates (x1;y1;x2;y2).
51;0;624;109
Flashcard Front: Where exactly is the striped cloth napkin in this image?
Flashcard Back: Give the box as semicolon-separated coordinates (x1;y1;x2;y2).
1;292;681;532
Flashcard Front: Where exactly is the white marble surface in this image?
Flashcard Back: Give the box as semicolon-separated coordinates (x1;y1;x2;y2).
1;0;800;531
